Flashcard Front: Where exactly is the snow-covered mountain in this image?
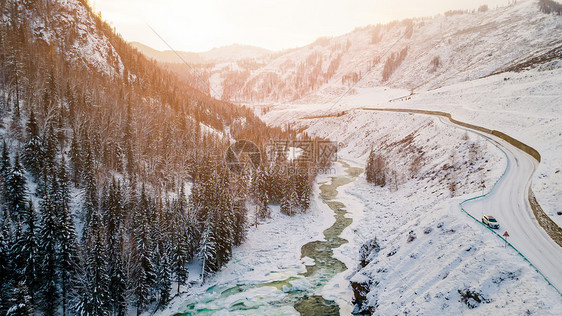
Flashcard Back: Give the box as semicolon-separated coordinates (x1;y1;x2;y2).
202;0;561;103
0;0;316;315
22;0;126;78
131;41;272;64
130;41;204;64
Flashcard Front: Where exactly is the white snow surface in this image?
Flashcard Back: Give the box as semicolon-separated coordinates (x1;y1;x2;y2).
263;66;562;228
280;110;562;314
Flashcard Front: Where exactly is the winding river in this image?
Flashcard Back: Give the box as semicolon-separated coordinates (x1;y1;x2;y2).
174;161;362;315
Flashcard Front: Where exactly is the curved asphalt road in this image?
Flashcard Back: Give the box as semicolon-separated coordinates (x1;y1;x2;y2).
359;108;562;293
459;128;562;292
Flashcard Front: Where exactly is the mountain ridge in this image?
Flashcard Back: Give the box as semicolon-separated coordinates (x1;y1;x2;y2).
130;41;272;64
176;0;561;104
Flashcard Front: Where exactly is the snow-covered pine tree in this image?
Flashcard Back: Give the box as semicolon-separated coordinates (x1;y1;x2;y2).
252;167;270;220
0;218;14;314
133;186;157;314
55;106;66;151
214;172;234;268
155;243;172;305
124;101;135;179
294;162;312;212
232;199;247;246
41;124;58;179
1;140;9;173
100;179;128;315
264;165;282;204
73;209;110;316
56;159;79;316
0;140;10;208
12;199;39;307
170;188;190;293
108;251;127;316
6;153;27;219
290;190;300;215
81;141;98;237
38;192;60;316
69;131;82;187
7;280;34;316
198;218;217;282
102;178;124;253
280;178;292;216
22;109;42;178
42;68;57;120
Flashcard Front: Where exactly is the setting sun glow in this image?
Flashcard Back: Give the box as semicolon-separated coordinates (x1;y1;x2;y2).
92;0;507;52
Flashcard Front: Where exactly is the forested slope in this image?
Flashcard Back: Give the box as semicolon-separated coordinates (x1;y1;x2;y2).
0;0;328;314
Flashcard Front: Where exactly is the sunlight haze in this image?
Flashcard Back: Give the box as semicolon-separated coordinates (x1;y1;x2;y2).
92;0;508;52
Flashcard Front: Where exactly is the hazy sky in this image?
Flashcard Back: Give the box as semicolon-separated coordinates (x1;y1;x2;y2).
91;0;508;52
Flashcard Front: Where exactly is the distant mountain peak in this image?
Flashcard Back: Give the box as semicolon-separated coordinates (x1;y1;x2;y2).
130;41;271;64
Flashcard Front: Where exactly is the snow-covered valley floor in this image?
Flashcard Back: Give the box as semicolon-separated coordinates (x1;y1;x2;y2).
162;99;561;314
263;67;562;228
159;63;562;314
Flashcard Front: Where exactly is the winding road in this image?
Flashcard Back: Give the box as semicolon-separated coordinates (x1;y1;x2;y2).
361;108;562;294
459;127;562;292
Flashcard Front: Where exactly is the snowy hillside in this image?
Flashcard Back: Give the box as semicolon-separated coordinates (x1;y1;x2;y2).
0;0;322;315
203;0;560;103
22;0;125;78
259;103;562;314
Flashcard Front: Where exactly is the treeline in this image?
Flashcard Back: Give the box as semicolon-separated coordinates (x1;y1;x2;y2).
0;136;252;314
0;0;328;315
382;46;409;82
225;40;351;103
539;0;562;14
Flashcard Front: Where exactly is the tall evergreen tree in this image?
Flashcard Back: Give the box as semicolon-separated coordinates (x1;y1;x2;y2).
0;140;10;175
12;199;38;307
103;179;127;315
38;193;60;316
198;218;217;281
0;218;14;314
214;173;234;268
124;101;135;179
294;163;312;211
73;210;110;316
155;243;171;305
170;188;190;293
56;106;66;151
232;199;247;246
23;108;42;177
56;159;78;316
133;186;156;315
41;124;58;178
82;141;98;236
7;281;34;316
69;131;81;186
6;153;27;219
280;191;292;216
252;167;270;220
108;250;127;316
42;68;57;118
0;140;10;208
